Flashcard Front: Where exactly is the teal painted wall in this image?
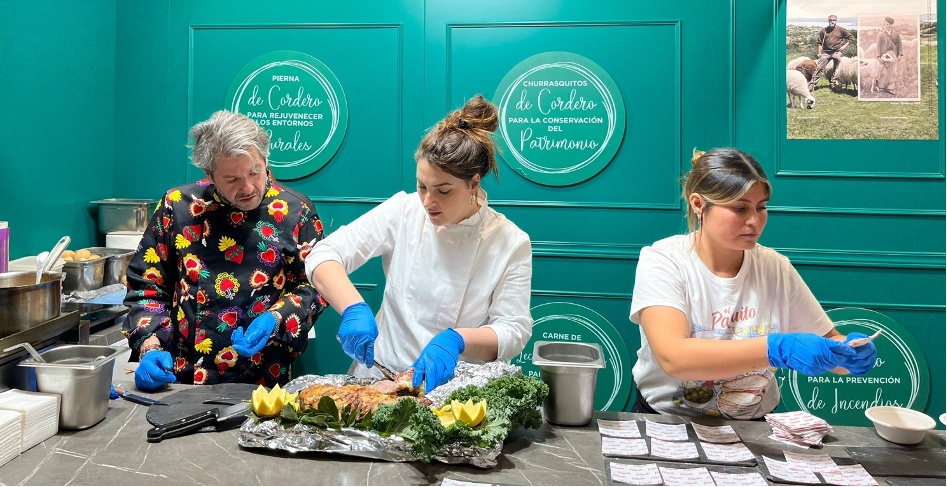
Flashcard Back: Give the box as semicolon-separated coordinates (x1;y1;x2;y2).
1;0;942;420
0;0;117;258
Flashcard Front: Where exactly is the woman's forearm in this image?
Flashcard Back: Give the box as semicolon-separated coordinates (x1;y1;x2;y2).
309;261;364;314
455;327;499;361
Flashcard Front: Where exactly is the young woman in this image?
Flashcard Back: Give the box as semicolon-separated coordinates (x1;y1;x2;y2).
305;96;532;390
629;148;876;419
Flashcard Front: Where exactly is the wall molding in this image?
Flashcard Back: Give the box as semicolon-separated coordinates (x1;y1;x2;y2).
820;301;945;312
767;205;946;217
532;289;633;300
490;200;681;210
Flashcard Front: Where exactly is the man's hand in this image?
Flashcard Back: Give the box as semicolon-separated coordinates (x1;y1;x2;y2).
411;328;465;390
135;350;176;391
232;312;279;357
337;302;379;367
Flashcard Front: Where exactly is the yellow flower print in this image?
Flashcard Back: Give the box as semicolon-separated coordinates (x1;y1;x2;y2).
176;306;184;321
266;186;280;197
195;338;213;354
218;236;236;251
143;247;160;263
168;190;182;202
175;233;192;249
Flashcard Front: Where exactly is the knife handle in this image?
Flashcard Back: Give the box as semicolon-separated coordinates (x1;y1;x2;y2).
147;410;217;443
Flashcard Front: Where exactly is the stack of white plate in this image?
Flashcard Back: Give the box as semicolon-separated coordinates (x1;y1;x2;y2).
0;390;60;452
105;231;144;250
0;410;22;467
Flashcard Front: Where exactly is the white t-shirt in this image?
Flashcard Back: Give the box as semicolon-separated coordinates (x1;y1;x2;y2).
305;190;533;378
629;234;834;419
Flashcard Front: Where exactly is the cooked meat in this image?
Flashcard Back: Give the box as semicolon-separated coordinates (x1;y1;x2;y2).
297;368;430;419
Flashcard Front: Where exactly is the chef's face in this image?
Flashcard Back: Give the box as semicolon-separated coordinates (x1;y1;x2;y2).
416;159;480;226
692;183;769;252
208;147;268;211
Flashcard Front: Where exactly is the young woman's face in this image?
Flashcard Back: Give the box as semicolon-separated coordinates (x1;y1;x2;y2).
698;183;769;251
208;148;268;211
416;159;480;226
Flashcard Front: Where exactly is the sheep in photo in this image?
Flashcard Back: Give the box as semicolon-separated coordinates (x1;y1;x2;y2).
787;56;812;71
826;57;859;91
795;59;818;82
862;42;878;60
786;69;815;109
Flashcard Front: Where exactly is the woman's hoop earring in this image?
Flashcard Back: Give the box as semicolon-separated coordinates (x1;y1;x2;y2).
698;213;703;228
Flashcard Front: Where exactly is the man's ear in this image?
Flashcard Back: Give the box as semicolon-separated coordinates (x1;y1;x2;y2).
204;169;213;181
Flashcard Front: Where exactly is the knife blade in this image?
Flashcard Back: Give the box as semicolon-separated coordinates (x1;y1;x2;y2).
146;402;249;443
374;362;398;381
114;386;169;406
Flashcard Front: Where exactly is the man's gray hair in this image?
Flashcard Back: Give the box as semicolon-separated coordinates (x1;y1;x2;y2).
189;110;270;174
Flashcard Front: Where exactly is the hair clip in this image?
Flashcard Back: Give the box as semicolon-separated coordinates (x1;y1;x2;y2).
458;119;470;130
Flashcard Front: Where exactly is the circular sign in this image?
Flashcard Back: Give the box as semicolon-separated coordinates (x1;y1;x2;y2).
780;308;931;427
492;52;625;186
510;302;632;411
226;51;348;180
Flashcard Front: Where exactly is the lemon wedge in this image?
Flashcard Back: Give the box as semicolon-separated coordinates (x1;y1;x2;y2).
251;384;291;417
430;405;456;428
457;399;487;427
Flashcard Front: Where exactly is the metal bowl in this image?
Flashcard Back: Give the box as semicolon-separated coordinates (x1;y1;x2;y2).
84;247;135;285
0;271;62;338
62;257;106;293
91;199;158;233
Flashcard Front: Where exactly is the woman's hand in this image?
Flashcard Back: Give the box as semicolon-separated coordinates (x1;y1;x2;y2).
838;333;878;376
767;333;857;376
337;302;378;367
412;328;465;389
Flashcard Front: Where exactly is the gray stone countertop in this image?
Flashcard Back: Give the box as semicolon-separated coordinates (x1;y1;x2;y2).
0;383;943;485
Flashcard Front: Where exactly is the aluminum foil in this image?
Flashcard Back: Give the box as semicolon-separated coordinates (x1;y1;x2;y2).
238;362;521;467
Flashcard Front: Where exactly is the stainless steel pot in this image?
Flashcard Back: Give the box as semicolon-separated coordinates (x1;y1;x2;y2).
0;271;62;338
532;341;606;426
91;199;157;233
62;257;105;293
85;247;135;285
18;344;124;429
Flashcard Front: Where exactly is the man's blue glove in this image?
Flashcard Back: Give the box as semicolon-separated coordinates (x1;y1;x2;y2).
232;312;278;357
110;384;120;400
839;333;878;376
412;328;465;390
338;302;378;367
135;350;176;391
767;333;856;376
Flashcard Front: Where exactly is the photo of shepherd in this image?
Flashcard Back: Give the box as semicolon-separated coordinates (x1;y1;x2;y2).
858;14;920;101
785;0;938;140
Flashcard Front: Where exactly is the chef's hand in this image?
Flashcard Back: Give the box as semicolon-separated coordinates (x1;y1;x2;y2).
412;328;465;390
838;333;878;376
767;333;856;376
232;312;279;357
135;350;176;391
338;302;378;367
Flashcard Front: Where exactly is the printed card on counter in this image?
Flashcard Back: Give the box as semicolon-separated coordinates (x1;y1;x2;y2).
783;451;840;473
645;420;689;442
709;471;769;486
597;419;642;438
699;441;756;463
602;437;649;457
658;466;713;486
608;462;663;486
691;423;741;443
649;438;699;460
819;465;879;486
762;456;822;484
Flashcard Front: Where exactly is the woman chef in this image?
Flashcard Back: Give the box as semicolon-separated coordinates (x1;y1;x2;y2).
305;96;532;390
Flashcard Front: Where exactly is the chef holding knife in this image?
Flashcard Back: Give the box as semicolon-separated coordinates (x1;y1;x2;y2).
305;96;533;390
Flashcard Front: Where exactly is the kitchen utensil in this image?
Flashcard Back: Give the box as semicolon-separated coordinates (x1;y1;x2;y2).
91;199;158;233
113;385;169;406
18;344;124;429
83;247;134;285
34;236;70;285
532;340;606;426
147;402;249;442
145;382;257;432
865;406;936;445
62;256;106;293
0;271;62;337
374;362;398;381
2;342;46;362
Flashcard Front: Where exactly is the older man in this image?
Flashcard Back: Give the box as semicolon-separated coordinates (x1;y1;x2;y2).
808;14;855;92
123;110;326;390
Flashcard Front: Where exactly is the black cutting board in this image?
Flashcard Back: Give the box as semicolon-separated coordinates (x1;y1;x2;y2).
844;446;946;478
145;383;257;432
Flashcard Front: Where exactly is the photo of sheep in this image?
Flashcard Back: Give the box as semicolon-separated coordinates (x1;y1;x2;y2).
786;0;938;140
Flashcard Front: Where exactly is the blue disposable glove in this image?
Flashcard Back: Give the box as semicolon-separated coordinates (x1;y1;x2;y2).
232;312;278;357
412;328;465;390
839;333;878;376
110;384;120;400
135;350;177;392
338;302;378;367
767;333;857;376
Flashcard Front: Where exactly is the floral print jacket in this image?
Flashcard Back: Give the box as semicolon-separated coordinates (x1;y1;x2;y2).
122;174;326;386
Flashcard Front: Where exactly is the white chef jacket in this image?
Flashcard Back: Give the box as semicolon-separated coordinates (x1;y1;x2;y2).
304;190;533;378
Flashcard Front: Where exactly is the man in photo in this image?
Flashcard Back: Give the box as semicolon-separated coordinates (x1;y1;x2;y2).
808;14;855;93
871;16;903;93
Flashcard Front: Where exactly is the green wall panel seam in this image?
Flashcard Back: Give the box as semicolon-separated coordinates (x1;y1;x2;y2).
775;170;946;180
821;301;945;312
768;206;946;217
532;289;633;300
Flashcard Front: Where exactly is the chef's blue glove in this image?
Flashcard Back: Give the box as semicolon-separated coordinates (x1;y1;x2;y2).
838;333;878;376
135;350;176;392
110;384;120;400
767;333;856;376
412;328;465;390
338;302;378;367
232;312;278;357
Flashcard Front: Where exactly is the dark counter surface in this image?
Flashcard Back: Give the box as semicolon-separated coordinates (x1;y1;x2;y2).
0;382;943;485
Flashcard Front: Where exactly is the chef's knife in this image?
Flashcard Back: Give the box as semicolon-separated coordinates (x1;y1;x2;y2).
114;386;169;406
146;402;249;443
374;362;398;381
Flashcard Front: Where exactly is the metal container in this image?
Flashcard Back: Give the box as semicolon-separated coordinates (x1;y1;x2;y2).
62;256;106;293
84;247;135;285
91;199;157;233
18;344;124;429
532;341;606;426
0;272;62;338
